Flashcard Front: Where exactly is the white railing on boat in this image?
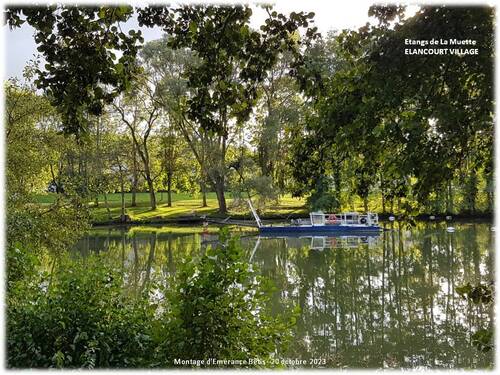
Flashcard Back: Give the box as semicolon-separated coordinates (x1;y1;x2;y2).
305;212;379;226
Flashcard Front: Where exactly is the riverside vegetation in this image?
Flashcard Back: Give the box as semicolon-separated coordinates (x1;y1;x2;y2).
5;4;494;369
8;230;296;368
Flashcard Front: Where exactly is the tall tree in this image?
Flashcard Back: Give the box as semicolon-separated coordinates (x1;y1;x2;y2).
158;126;185;207
365;5;493;202
291;6;493;213
254;52;303;191
5;79;89;252
140;6;318;213
113;76;162;210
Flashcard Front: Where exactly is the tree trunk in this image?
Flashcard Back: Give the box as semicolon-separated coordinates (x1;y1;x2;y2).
201;179;208;207
120;173;125;218
94;118;102;209
363;196;368;213
49;163;62;194
213;176;227;214
167;172;172;207
103;193;112;220
131;187;137;207
146;176;157;210
202;190;207;208
131;143;138;207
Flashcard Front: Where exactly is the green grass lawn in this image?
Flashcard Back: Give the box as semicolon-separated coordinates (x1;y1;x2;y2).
33;191;205;205
37;189;485;224
33;192;308;224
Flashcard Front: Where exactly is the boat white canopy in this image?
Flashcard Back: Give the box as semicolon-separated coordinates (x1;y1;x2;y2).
309;211;379;226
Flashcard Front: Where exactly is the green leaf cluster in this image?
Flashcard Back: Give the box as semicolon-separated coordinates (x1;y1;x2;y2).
7;254;156;368
6;6;143;136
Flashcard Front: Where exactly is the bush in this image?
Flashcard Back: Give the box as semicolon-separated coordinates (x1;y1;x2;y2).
154;229;297;368
7;255;156;368
6;243;40;288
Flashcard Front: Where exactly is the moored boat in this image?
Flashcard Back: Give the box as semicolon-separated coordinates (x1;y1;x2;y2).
247;200;382;234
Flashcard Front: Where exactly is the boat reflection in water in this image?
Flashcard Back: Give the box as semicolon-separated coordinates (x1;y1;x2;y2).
249;232;381;260
307;234;380;250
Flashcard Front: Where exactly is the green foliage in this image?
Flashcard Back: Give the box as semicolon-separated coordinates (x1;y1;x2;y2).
307;176;340;212
7;244;40;288
252;52;304;193
462;171;479;213
5;79;53;196
157;5;318;135
245;175;280;209
6;79;90;255
138;6;318;213
291;6;493;214
7;254;156;368
6;5;493;221
7;194;90;256
7;230;296;369
155;229;296;367
7;5;318;137
6;6;143;136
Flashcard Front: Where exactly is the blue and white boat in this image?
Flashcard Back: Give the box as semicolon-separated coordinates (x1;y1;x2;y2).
247;200;382;234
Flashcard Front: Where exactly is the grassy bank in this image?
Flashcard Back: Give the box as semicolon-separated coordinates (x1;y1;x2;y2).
33;191;492;225
33;192;308;224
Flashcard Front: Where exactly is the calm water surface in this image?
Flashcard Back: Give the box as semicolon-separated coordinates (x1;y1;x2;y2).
74;221;494;369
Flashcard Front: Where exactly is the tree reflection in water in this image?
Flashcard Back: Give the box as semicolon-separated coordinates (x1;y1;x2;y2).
74;222;494;369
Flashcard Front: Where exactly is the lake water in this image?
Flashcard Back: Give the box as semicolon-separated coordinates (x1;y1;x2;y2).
74;221;494;369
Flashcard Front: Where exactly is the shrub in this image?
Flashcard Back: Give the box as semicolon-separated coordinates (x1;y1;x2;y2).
6;243;40;288
154;229;297;368
7;254;156;368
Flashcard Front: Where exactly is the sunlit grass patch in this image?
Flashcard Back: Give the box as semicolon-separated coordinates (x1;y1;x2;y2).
34;192;310;223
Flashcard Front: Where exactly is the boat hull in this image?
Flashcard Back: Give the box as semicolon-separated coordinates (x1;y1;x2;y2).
259;224;381;235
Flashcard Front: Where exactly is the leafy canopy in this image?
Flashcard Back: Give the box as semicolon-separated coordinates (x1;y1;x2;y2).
6;5;319;136
291;5;493;206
